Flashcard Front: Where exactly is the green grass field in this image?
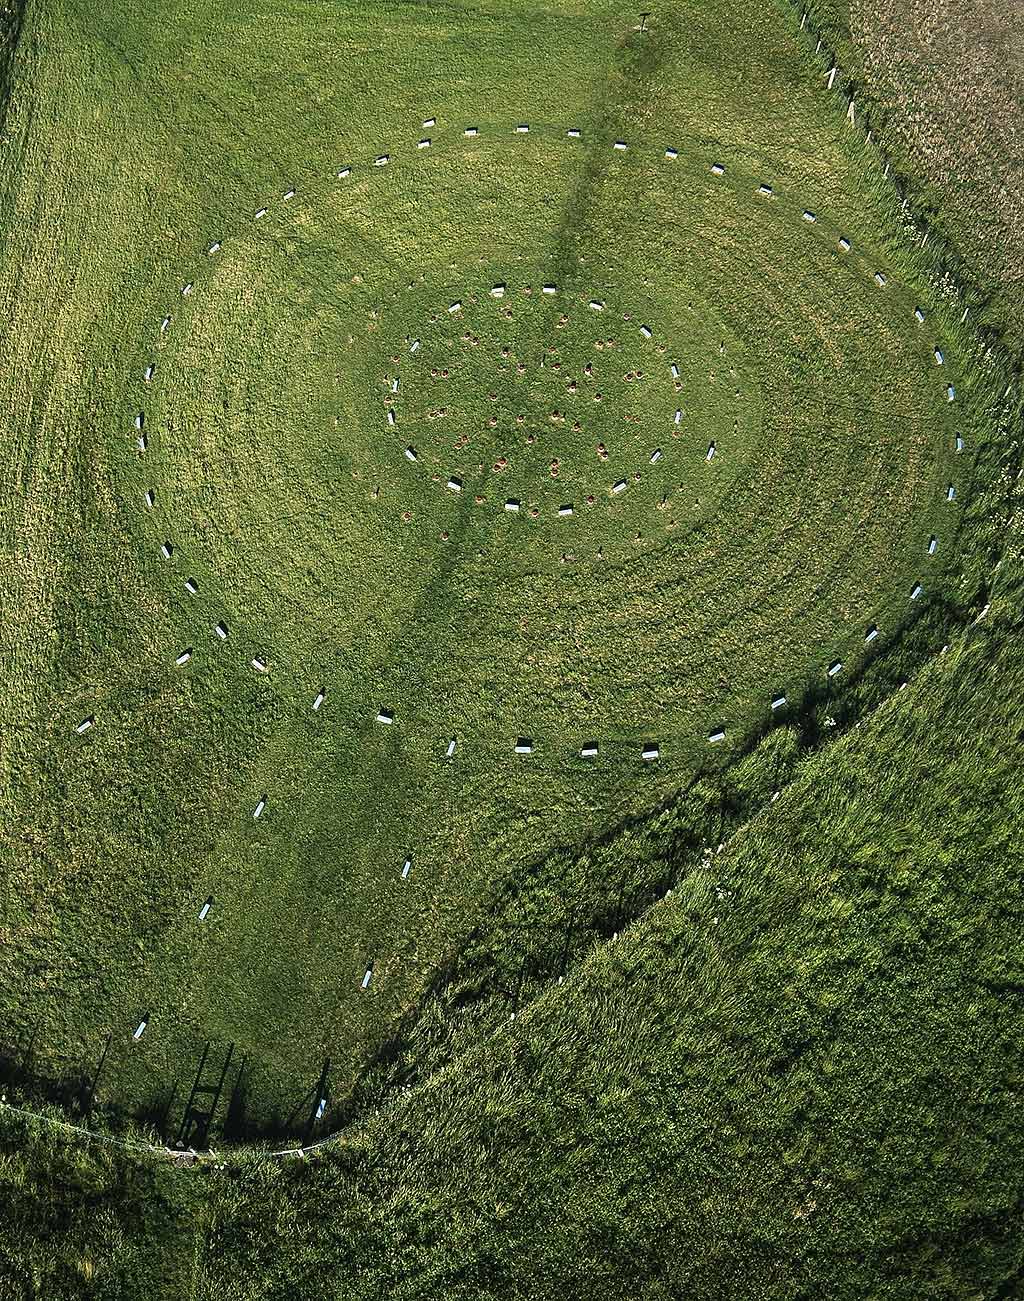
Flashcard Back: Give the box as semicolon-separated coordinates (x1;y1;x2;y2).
2;0;1022;1294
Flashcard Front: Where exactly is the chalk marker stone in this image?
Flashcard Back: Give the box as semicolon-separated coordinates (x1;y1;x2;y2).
490;283;506;298
641;744;660;761
613;140;628;151
770;695;787;710
410;339;420;353
447;477;462;492
640;325;653;339
215;622;228;639
175;649;192;666
580;742;598;758
184;577;198;595
161;316;171;332
757;183;772;196
387;410;396;426
283;188;295;200
464;127;478;137
927;536;938;555
946;385;956;403
446;736;457;758
567;129;581;138
709;729;726;744
874;271;886;287
611;480;627;494
670;363;680;379
337;167;351;178
145;489;156;508
313;690;325;711
515;124;529;133
914;307;926;324
838;237;851;252
505;498;521;512
252;657;268;672
711;163;725;175
418;138;431;149
160;541;173;560
374;155;390;167
910;583;923;600
448;301;462;314
649;449;662;464
946;484;956;501
934;348;944;365
361;968;373;989
542;284;557;295
76;716;95;735
376;709;395;724
589;300;604;311
955;436;964;453
665;147;678;160
181;282;193;295
558;504;573;517
422;117;435;127
137;434;147;452
706;442;716;461
514;738;533;754
675;410;682;425
827;661;842;678
144;364;155;381
865;625;880;642
254;208;267;219
405;446;418;462
208;241;221;254
253;797;267;819
802;210;816;223
402;858;412;879
133;1018;148;1041
198;898;212;922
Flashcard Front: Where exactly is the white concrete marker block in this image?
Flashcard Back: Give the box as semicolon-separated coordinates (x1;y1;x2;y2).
402;858;412;879
665;148;678;160
337;167;351;178
418;138;431;149
588;300;604;311
361;968;373;989
137;434;147;452
253;797;267;819
674;410;682;425
874;271;886;287
946;484;956;501
580;742;598;758
640;325;652;339
650;449;662;464
446;737;457;758
947;385;956;403
771;695;787;710
934;348;944;365
313;690;325;711
464;127;478;137
410;339;420;353
505;499;520;512
955;436;964;453
757;183;773;197
927;536;938;555
567;129;581;139
670;364;680;379
641;744;660;762
160;316;171;333
160;541;173;560
706;442;716;461
865;625;880;643
184;578;199;595
175;649;192;666
316;1098;327;1120
215;622;228;639
135;412;144;430
838;237;851;252
283;188;295;200
144;364;155;381
252;657;268;672
613;140;628;151
827;661;842;678
847;100;855;126
711;163;725;176
133;1019;148;1041
827;67;837;89
709;729;726;744
376;709;394;724
914;307;926;324
208;241;221;254
448;301;462;314
76;716;95;735
182;282;193;296
198;899;212;922
404;446;417;462
145;489;156;508
558;504;573;517
542;284;557;295
612;480;627;494
802;210;816;223
490;283;505;298
516;124;529;133
374;155;390;167
391;377;400;393
422;117;435;127
910;583;923;600
514;738;533;754
387;410;396;426
447;477;462;492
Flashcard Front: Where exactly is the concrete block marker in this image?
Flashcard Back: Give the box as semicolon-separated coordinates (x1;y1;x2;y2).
160;315;171;333
374;155;390;167
490;283;506;298
446;736;457;758
448;301;462;314
404;446;417;462
515;124;529;133
757;183;773;197
611;479;627;494
464;127;478;137
802;210;816;223
711;163;725;176
567;128;581;139
252;656;269;672
253;796;267;819
706;442;716;461
215;621;228;639
955;435;964;453
641;743;660;762
315;1098;327;1121
208;241;221;254
910;583;923;601
410;339;420;353
181;282;194;296
946;484;956;502
665;147;678;160
670;363;680;379
418;138;431;149
613;140;628;151
827;66;837;90
827;660;842;678
134;412;144;430
361;966;373;989
708;728;726;744
447;476;462;493
946;385;956;403
589;300;605;311
376;708;395;724
312;689;325;711
391;377;399;393
542;284;557;295
558;503;573;517
253;207;268;220
175;649;192;666
505;498;521;512
422;117;435;127
838;237;851;252
928;536;938;555
137;432;147;452
144;364;155;382
337;167;351;179
160;541;173;559
198;897;213;922
514;737;533;754
934;348;944;365
283;188;295;200
75;716;95;735
184;577;199;595
873;271;887;287
865;625;880;642
649;448;662;464
675;410;682;425
914;306;926;324
640;325;653;339
770;694;787;711
401;857;412;879
387;410;396;426
145;489;156;508
580;741;599;758
133;1017;149;1042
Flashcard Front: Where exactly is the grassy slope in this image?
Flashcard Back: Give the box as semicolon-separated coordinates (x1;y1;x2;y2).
0;0;983;1133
